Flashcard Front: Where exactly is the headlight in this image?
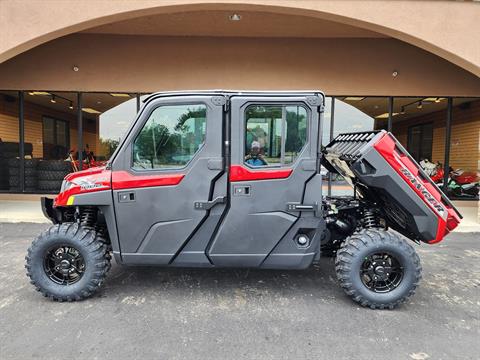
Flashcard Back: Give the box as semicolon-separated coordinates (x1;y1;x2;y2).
60;180;74;193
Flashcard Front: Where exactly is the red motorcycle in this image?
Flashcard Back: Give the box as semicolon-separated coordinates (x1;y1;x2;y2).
67;149;107;172
420;159;479;198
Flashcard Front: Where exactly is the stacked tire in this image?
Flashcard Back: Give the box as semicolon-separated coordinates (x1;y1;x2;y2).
37;160;72;192
0;157;9;190
0;142;17;190
8;158;39;192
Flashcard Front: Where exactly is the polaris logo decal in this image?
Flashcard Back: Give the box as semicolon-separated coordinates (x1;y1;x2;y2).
75;178;109;191
399;167;446;218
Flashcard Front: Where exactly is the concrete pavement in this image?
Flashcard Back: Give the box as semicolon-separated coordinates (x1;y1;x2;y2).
0;223;479;359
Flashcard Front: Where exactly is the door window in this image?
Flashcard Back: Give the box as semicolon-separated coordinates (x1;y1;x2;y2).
133;104;207;169
407;123;433;162
42;117;70;160
245;105;307;167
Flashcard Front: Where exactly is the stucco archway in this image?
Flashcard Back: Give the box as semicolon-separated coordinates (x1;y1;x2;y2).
1;0;480;78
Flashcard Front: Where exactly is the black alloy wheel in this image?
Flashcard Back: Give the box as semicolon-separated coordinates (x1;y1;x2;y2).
43;245;85;285
360;252;403;293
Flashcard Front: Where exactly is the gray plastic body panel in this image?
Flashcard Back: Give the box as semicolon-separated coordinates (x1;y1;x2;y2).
111;95;226;265
207;94;323;268
107;91;326;268
323;130;459;243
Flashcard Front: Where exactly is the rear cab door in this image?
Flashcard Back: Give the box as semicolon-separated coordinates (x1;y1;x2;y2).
208;93;324;267
111;93;226;265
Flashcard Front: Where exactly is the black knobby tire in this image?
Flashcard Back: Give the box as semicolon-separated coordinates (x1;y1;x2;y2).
9;176;37;188
38;170;69;181
8;158;39;168
335;229;422;309
25;223;111;301
9;167;37;177
38;160;72;172
38;179;63;191
1;151;19;159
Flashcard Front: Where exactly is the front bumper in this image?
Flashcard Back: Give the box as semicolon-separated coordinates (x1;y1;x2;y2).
41;197;59;224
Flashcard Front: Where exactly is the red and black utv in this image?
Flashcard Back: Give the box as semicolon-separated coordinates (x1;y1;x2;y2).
26;91;461;309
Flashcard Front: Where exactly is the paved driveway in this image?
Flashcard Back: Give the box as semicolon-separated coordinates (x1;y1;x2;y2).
0;223;479;360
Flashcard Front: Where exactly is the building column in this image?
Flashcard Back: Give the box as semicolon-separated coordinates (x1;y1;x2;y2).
77;93;83;170
442;97;453;193
18;91;24;192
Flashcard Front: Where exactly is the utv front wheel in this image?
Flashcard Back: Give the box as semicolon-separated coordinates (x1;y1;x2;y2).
335;229;421;309
25;223;110;301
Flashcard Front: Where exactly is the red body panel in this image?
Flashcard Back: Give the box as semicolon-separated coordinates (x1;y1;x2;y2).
229;165;292;182
54;167;185;206
54;167;112;207
374;134;461;243
111;171;185;190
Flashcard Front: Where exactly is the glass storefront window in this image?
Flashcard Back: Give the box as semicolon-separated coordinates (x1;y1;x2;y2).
391;97;448;194
81;93;138;169
19;91;138;193
0;91;20;191
1;91;479;200
447;97;480;200
22;91;77;192
327;97;389;196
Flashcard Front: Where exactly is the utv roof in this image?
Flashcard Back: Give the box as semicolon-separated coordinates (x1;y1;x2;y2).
143;90;325;103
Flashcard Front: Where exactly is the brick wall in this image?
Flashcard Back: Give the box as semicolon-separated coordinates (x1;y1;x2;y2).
392;100;480;171
0;95;98;159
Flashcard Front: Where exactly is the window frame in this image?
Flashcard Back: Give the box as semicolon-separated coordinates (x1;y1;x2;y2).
42;116;70;160
243;103;310;169
407;121;433;162
130;102;208;172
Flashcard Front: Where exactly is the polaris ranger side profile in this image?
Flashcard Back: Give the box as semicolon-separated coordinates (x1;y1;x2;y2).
26;91;461;309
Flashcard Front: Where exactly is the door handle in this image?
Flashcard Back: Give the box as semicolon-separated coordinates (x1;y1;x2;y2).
194;196;226;210
118;191;135;203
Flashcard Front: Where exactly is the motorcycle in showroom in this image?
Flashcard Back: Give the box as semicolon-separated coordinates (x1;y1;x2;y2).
420;159;479;199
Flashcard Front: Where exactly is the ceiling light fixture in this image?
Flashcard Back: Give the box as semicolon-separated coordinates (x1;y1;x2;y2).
50;95;56;104
72;65;79;72
69;101;74;110
417;101;423;109
82;107;101;114
423;97;445;103
229;13;242;21
400;106;405;114
344;97;365;101
110;93;131;97
28;91;50;96
375;112;399;119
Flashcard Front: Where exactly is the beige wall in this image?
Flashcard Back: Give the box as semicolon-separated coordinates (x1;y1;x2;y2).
393;100;480;172
1;34;480;96
1;1;480;79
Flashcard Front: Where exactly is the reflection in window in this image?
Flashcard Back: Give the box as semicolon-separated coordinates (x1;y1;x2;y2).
245;105;307;167
407;123;433;162
0;91;19;191
42;117;70;160
86;93;138;162
133;104;206;169
327;97;384;196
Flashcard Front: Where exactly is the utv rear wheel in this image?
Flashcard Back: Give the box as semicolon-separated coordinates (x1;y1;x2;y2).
335;229;421;309
25;223;110;301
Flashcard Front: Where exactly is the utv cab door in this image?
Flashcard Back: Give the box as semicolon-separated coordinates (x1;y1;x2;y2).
208;93;325;268
112;94;226;265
